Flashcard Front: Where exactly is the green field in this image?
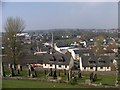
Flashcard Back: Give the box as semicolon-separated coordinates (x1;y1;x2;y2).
3;68;116;86
2;80;86;88
93;74;116;86
3;67;116;87
77;72;116;86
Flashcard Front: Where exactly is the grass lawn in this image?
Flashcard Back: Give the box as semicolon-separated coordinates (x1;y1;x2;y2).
2;80;86;88
77;72;116;86
93;74;116;86
4;67;116;86
4;69;68;80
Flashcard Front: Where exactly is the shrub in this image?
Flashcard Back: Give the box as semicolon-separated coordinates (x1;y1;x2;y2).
69;76;77;85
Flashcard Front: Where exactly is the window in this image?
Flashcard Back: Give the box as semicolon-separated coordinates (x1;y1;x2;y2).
83;53;89;56
62;56;65;62
59;65;61;67
89;61;96;64
59;59;63;62
59;56;65;62
50;64;52;67
53;56;56;61
98;58;105;64
88;58;96;64
50;59;54;61
99;61;105;64
90;67;93;69
100;67;103;69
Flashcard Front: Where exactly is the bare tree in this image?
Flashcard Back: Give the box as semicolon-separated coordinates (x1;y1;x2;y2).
3;17;25;70
93;35;104;56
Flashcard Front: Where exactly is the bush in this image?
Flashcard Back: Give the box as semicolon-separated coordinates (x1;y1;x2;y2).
90;72;94;82
78;70;82;78
69;76;77;85
93;74;97;82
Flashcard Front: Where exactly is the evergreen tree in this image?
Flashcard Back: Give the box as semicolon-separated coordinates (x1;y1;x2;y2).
93;74;97;82
90;72;94;82
53;70;57;79
64;69;66;75
78;70;82;78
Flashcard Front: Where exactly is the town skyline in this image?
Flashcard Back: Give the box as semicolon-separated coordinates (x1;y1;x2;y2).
2;2;118;32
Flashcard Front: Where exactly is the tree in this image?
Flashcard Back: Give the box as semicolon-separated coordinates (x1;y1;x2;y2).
53;70;57;79
67;73;69;81
117;60;120;86
93;35;104;56
90;72;94;82
117;61;120;86
64;69;66;75
3;17;25;70
2;62;5;77
34;70;37;77
44;70;47;75
78;70;82;78
93;74;97;82
49;68;52;76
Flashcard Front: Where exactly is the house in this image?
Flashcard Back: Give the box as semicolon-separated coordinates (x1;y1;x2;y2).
34;44;51;55
42;52;74;70
72;49;94;60
103;49;115;56
106;44;118;53
80;41;87;48
16;32;31;44
80;56;113;71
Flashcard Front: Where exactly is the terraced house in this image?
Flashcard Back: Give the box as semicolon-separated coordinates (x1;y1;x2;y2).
80;56;113;71
43;52;74;70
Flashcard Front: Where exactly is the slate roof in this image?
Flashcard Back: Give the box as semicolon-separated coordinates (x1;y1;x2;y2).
43;51;71;65
74;49;94;56
10;51;72;65
3;44;70;65
2;54;44;65
56;41;71;47
81;56;112;67
39;44;51;52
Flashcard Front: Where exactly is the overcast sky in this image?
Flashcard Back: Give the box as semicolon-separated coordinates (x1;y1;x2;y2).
2;2;118;31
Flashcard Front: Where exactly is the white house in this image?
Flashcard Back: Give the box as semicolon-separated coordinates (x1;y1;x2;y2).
79;56;113;71
42;52;74;70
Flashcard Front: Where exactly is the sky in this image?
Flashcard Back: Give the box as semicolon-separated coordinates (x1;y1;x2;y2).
118;2;120;30
2;2;118;31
